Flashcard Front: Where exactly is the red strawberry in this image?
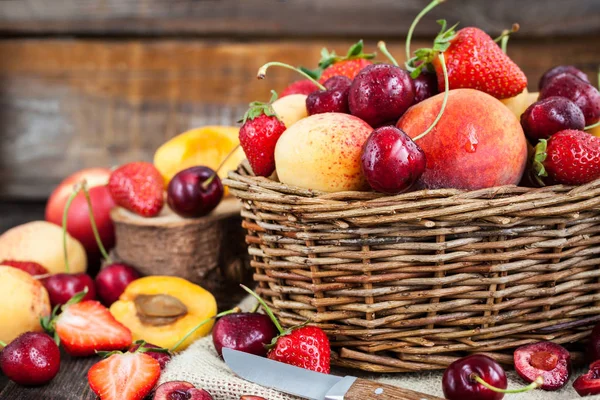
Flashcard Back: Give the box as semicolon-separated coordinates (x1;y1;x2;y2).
42;296;132;356
534;129;600;185
108;162;164;217
281;79;319;97
1;260;48;275
242;285;331;374
317;40;374;83
268;326;331;374
88;352;160;400
431;26;527;99
238;92;287;177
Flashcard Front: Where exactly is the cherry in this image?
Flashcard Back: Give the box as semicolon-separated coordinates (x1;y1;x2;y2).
348;63;415;127
41;272;96;307
520;96;586;140
128;341;171;370
538;65;590;91
95;263;140;306
442;354;542;400
588;322;600;362
540;72;600;126
412;70;439;104
167;166;224;218
573;360;600;397
306;76;352;115
361;126;426;194
153;381;213;400
212;312;278;357
0;332;60;386
513;341;571;391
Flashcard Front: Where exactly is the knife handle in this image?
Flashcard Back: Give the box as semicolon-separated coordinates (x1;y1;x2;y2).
343;378;444;400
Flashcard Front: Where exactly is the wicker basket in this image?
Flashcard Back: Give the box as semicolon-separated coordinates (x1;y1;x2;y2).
223;161;600;373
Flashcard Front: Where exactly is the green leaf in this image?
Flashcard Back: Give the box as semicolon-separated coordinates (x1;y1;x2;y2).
346;40;364;58
96;350;123;359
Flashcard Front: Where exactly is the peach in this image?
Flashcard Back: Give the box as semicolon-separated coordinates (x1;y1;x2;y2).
397;89;527;190
0;266;51;343
501;88;539;118
272;94;308;128
110;276;217;350
0;221;87;274
275;113;373;192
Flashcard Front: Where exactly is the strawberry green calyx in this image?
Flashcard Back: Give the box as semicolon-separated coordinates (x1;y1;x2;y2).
317;40;376;71
406;19;458;79
533;139;549;177
40;287;90;345
240;90;281;125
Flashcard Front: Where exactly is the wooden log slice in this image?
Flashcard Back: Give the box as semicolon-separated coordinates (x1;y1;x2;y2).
109;197;251;308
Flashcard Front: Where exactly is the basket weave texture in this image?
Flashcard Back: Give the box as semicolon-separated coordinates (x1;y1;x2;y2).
223;161;600;373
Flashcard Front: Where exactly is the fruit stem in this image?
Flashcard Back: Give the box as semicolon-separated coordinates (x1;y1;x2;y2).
241;284;285;335
494;23;520;53
585;121;600;130
62;183;83;273
80;181;112;263
169;306;241;352
405;0;445;62
414;52;449;141
472;374;543;394
377;41;399;67
202;144;241;190
0;340;6;348
257;62;326;90
250;301;260;313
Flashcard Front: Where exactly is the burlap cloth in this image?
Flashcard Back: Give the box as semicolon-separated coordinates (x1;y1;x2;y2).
160;296;596;399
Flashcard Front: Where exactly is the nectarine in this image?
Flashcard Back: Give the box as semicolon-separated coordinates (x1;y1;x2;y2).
397;89;528;190
275;113;373;192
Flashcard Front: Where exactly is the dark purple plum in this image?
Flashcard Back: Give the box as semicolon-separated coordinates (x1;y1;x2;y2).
167;166;223;218
540;72;600;126
306;76;352;115
212;313;278;357
41;273;96;307
349;64;415;127
538;65;589;90
520;96;586;140
361;126;425;194
412;70;439;104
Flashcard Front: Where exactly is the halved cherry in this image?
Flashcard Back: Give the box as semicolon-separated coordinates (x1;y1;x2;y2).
573;360;600;397
514;342;571;391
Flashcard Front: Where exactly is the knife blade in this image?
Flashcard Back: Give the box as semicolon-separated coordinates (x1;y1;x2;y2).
222;348;443;400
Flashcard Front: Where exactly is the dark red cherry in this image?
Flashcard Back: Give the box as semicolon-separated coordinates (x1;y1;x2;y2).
167;166;224;218
412;70;439;104
306;76;351;115
588;322;600;363
573;360;600;397
442;354;507;400
95;263;140;306
361;126;425;194
540;72;600;126
212;313;278;357
41;273;96;307
349;64;415;127
0;332;60;386
538;65;589;90
128;342;171;370
520;96;585;140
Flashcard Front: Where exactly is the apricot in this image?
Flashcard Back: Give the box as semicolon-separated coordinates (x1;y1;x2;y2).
589;124;600;138
154;126;245;185
272;94;308;128
501;88;539;118
275;113;373;192
397;89;528;190
0;266;51;343
0;221;87;274
110;276;217;350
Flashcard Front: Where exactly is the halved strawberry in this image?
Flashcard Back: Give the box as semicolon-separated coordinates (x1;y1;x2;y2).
88;352;160;400
1;260;48;275
108;162;165;217
42;293;132;356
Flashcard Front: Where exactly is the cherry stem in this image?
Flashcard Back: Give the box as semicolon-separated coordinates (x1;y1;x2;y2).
0;340;6;348
250;301;260;313
241;284;284;335
494;23;519;54
169;306;241;352
377;41;399;67
405;0;445;62
472;374;543;394
257;62;326;90
62;183;83;273
586;121;600;130
202;144;241;190
80;181;112;263
414;52;449;141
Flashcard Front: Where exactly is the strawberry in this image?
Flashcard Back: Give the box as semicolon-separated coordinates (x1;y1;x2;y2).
317;40;375;83
42;292;132;356
281;79;319;97
1;260;48;275
238;91;287;177
88;351;160;400
430;26;527;99
242;285;331;374
108;161;164;217
534;130;600;185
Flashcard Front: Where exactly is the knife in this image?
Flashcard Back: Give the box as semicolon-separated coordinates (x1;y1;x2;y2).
223;348;444;400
